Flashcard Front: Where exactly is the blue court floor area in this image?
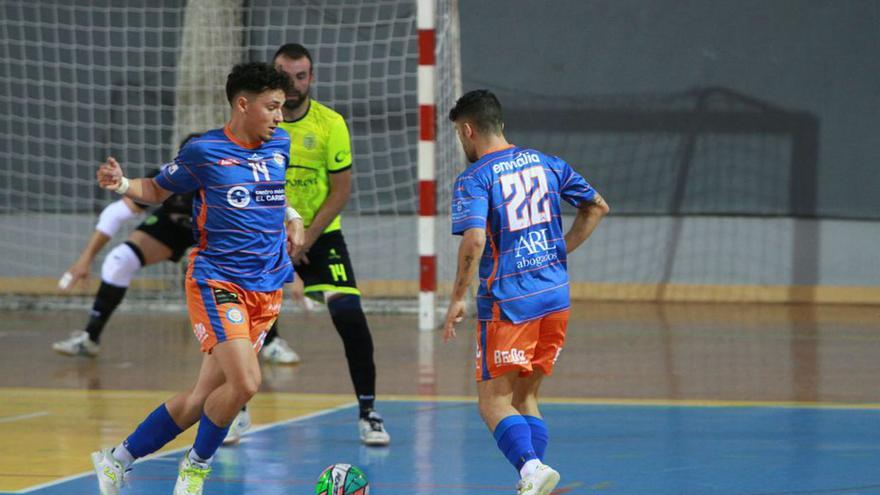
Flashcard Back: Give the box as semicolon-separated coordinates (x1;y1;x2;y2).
12;400;880;495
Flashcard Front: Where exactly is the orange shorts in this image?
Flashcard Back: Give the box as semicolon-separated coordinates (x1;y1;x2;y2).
475;309;569;382
185;277;282;353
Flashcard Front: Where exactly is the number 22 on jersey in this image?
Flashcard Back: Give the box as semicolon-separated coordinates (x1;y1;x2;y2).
500;165;550;231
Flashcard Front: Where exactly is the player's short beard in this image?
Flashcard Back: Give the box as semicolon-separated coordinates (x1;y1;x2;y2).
283;90;309;112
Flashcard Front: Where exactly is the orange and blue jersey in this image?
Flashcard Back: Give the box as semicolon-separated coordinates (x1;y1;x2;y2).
451;146;596;324
154;126;294;292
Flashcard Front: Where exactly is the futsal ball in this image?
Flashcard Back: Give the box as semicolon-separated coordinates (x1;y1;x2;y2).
315;463;369;495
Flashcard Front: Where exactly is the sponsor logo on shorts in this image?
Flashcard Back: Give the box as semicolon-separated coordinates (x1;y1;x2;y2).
227;186;251;208
226;308;244;324
494;347;527;366
193;322;208;343
212;288;239;305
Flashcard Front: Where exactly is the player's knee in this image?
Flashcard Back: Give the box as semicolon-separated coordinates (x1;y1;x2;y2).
232;375;261;402
101;242;144;287
512;396;537;415
327;293;360;315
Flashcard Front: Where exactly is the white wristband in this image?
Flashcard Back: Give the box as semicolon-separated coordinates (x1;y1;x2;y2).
58;271;74;290
113;176;131;195
285;206;302;222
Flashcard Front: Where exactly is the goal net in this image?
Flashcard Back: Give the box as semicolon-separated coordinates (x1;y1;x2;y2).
0;0;463;312
0;1;820;312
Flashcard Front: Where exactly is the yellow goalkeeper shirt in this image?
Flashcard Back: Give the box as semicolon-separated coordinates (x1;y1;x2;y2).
279;99;352;233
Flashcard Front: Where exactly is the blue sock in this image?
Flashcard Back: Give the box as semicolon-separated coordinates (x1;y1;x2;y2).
524;415;549;461
493;415;538;472
123;404;183;459
192;412;230;462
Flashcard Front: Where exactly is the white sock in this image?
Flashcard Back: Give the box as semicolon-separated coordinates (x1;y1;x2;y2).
519;459;542;478
111;443;135;469
188;449;211;466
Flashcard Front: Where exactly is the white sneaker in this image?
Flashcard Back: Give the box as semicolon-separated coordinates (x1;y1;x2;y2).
53;330;100;357
222;408;252;446
173;450;211;495
358;410;391;446
90;448;126;495
261;337;301;364
516;464;560;495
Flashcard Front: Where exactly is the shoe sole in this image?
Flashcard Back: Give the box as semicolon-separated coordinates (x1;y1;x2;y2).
361;437;391;447
53;347;98;358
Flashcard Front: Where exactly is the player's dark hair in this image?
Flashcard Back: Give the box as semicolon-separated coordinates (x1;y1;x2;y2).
273;43;313;68
225;62;290;104
448;89;504;135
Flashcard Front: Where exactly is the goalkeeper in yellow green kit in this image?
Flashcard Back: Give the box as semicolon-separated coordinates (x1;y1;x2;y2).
271;43;390;446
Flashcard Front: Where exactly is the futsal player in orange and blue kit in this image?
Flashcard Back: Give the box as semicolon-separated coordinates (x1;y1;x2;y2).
89;62;304;495
443;90;610;495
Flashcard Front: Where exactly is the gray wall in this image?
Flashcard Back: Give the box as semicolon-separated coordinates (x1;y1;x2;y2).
460;0;880;219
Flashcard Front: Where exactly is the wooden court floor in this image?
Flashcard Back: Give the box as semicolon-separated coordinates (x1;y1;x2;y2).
1;301;879;491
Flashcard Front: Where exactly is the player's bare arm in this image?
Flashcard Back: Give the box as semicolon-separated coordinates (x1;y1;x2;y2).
97;156;173;205
294;169;351;264
564;192;610;254
443;227;486;342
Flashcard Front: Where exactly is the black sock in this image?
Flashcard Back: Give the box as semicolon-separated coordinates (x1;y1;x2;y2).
85;282;128;343
264;319;279;346
327;295;376;418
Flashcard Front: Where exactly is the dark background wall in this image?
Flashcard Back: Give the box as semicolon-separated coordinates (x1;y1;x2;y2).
459;0;880;219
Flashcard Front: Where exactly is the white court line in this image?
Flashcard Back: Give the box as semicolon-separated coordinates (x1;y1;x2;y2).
14;401;356;494
0;412;49;424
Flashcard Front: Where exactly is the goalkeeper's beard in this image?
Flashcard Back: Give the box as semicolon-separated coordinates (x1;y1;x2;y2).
283;91;309;112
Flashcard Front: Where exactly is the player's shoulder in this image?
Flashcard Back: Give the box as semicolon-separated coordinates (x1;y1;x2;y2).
310;100;347;127
180;128;225;154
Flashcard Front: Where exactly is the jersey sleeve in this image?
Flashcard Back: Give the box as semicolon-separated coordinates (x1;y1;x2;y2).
451;175;489;235
326;116;352;173
153;144;202;194
556;157;597;207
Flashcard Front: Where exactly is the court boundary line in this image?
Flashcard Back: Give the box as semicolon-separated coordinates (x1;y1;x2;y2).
8;400;356;494
0;412;48;424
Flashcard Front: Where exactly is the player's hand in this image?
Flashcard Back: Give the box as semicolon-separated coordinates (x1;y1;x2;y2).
292;226;318;265
286;218;306;261
97;156;124;190
442;299;466;342
58;259;90;291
